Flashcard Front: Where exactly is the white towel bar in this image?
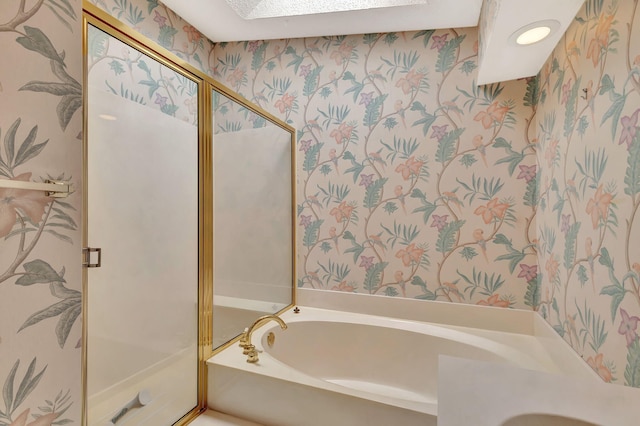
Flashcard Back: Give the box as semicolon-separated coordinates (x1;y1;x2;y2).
0;179;71;198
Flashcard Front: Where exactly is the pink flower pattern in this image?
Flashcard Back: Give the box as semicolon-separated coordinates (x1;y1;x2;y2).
517;165;536;183
299;139;312;152
430;124;448;141
618;309;640;347
431;34;448;50
299;64;312;77
359;92;374;106
430;214;448;231
359;256;374;271
299;215;312;228
619;109;639;150
153;10;166;27
517;264;538;282
360;174;374;188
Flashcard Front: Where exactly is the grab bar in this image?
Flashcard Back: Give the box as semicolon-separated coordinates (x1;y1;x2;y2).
0;179;71;198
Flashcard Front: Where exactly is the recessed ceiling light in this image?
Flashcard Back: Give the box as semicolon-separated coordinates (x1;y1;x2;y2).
98;114;117;121
511;20;560;46
516;26;551;45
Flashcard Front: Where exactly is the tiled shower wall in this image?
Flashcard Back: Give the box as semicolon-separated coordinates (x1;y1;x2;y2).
536;0;640;386
0;0;83;424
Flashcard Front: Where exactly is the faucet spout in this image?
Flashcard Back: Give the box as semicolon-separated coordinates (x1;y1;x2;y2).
241;314;287;363
247;314;287;341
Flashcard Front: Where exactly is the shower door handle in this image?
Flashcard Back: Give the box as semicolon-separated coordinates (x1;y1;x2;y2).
83;247;102;268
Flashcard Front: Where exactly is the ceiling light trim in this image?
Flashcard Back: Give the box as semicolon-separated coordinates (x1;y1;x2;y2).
509;19;560;46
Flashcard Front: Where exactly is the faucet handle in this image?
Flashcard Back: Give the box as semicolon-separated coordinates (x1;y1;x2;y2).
246;345;259;363
238;327;250;348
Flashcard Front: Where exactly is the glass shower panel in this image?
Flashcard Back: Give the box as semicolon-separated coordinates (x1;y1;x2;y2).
86;24;198;425
212;90;293;348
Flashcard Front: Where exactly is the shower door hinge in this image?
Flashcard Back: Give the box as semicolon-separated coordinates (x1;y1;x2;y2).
83;247;102;268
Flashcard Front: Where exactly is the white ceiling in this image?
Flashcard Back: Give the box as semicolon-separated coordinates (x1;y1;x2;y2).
161;0;584;84
161;0;483;42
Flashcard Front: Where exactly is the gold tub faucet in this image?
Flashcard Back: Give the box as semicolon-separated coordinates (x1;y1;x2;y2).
239;314;288;363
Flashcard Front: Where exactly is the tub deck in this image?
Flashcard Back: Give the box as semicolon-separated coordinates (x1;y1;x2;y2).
207;297;596;426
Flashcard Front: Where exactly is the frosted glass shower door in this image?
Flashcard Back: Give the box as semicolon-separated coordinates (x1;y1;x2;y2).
86;24;199;425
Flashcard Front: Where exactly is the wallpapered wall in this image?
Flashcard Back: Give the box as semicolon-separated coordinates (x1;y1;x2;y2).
90;0;215;77
0;0;83;424
87;24;199;126
89;0;264;134
213;32;538;308
536;0;640;386
92;1;541;309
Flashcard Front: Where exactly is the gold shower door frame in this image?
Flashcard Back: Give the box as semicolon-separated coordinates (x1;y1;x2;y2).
82;2;296;425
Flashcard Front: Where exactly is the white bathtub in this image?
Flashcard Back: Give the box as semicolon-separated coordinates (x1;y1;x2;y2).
208;294;596;426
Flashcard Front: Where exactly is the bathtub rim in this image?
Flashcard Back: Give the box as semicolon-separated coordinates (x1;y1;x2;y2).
297;288;534;333
259;309;553;373
296;289;599;381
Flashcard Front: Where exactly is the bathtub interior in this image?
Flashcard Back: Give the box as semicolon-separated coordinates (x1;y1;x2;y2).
260;319;536;404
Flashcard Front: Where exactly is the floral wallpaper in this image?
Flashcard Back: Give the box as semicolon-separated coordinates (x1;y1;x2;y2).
88;0;267;135
87;24;199;125
91;0;540;309
0;0;82;424
212;90;269;134
88;0;216;77
214;31;538;308
536;0;640;386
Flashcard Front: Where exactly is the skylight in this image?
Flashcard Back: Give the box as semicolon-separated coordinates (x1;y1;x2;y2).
225;0;429;20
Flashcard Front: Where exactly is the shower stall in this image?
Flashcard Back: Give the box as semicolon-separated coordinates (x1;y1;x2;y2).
84;21;201;425
83;5;295;425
